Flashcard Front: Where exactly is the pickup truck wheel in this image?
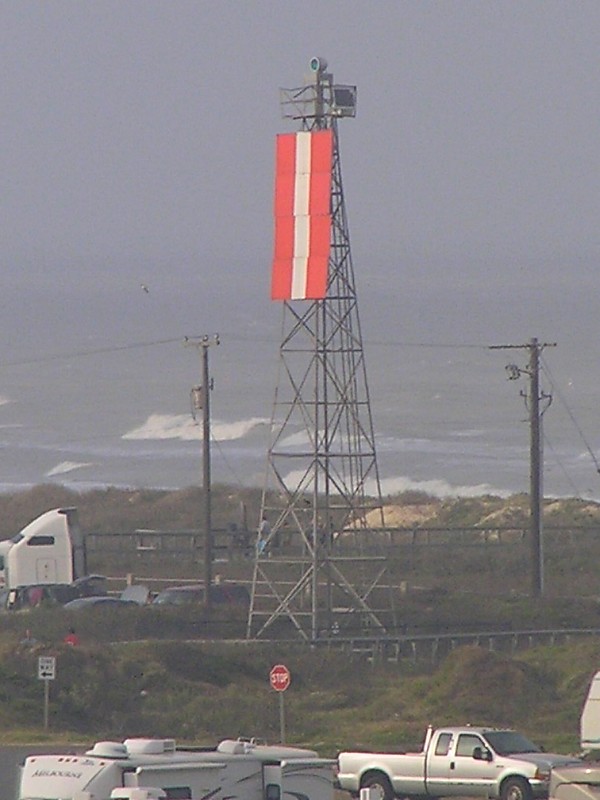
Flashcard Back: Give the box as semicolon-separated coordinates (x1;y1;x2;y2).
500;776;532;800
361;772;395;800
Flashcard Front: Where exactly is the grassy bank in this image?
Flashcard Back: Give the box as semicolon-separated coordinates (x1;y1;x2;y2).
1;635;598;755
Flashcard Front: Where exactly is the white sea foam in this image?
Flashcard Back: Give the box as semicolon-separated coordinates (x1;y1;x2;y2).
450;428;487;439
279;430;311;448
0;395;11;407
376;475;511;499
46;461;94;477
214;417;270;440
279;429;353;448
280;468;510;499
123;413;269;442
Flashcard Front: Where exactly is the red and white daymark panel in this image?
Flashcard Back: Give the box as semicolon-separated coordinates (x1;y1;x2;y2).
269;663;291;692
271;130;333;301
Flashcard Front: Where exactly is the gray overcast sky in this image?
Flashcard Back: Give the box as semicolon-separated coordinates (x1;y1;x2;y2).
1;0;600;498
1;0;598;302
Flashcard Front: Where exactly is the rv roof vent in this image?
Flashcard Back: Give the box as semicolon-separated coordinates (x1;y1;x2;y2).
125;738;176;755
217;739;246;755
86;741;129;759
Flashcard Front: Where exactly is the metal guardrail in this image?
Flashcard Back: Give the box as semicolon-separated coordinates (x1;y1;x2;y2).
325;627;600;664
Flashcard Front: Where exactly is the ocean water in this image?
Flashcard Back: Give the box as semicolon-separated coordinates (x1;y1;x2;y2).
0;275;599;501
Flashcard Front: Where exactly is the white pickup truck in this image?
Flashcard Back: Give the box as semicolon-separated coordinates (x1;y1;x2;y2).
337;726;580;800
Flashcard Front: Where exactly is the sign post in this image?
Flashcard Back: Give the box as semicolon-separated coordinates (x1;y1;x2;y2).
269;664;291;743
38;656;56;730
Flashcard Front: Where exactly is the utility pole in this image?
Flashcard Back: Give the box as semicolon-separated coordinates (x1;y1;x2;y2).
528;339;543;596
186;334;220;609
490;337;555;597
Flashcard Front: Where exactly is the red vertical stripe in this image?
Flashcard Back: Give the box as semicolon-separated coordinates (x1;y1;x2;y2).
304;215;331;298
272;218;295;299
304;256;328;298
274;134;296;219
310;130;333;173
303;131;332;298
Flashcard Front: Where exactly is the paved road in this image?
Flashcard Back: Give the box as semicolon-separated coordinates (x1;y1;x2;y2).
0;744;76;800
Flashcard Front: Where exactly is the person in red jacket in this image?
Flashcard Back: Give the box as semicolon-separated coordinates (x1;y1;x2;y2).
63;627;80;646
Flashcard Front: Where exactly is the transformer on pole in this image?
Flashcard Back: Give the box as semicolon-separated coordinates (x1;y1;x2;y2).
246;58;394;642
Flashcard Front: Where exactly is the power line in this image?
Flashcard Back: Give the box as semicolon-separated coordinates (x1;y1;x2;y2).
0;333;499;371
543;433;582;498
540;354;600;474
0;335;190;368
211;434;246;489
366;339;487;349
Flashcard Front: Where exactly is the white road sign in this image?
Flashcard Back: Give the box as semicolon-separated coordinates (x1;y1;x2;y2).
38;656;56;681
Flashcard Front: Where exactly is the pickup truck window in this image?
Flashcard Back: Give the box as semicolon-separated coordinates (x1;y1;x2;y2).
484;731;541;756
435;733;453;756
456;734;485;757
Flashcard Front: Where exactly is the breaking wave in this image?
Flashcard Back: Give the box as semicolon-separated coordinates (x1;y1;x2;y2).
46;461;94;477
122;413;269;442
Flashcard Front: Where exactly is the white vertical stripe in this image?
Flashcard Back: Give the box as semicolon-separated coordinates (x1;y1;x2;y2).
293;132;311;215
294;214;310;258
291;132;312;298
291;221;310;299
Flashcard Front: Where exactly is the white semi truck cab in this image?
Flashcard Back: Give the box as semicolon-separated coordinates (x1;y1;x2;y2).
0;507;86;592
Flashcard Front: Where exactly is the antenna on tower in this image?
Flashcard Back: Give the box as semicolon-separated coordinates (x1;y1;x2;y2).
246;58;394;642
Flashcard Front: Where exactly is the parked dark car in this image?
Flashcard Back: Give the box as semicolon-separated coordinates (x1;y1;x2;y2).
153;583;250;607
0;575;108;611
71;574;108;598
153;585;203;606
64;584;149;610
63;596;139;610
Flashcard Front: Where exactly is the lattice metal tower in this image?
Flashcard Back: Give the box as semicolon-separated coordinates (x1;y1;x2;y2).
247;58;393;642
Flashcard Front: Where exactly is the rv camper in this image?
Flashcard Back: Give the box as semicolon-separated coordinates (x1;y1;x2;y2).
17;736;337;800
549;670;600;800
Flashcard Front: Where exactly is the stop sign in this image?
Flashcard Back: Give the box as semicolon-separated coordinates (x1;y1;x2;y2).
270;663;291;692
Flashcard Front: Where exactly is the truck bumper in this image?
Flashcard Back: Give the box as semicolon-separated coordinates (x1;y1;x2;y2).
337;775;360;794
529;778;550;798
